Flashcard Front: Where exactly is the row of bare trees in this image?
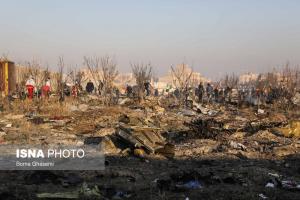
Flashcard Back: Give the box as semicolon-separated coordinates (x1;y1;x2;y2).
84;56;155;103
170;63;300;92
245;63;300;96
16;59;50;92
15;56;87;95
13;55;154;103
10;54;300;106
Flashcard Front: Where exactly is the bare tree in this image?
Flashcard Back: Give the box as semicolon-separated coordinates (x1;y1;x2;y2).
131;62;152;102
223;73;239;89
55;56;65;99
16;64;31;90
66;65;86;86
295;65;300;90
15;59;48;100
83;56;102;87
281;62;298;96
171;63;193;105
41;64;51;84
76;71;86;87
101;56;118;91
23;59;44;88
100;56;119;104
265;70;279;88
84;56;118;104
171;63;193;90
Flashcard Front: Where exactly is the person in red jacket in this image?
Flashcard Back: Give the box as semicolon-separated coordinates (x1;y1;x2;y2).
42;77;51;99
72;81;79;98
25;76;35;99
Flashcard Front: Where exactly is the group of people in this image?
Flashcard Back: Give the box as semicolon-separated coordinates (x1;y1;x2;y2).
19;76;296;107
21;77;100;100
195;83;233;104
152;82;296;107
237;85;295;105
125;82;152;98
195;82;296;106
21;76;81;100
21;76;51;100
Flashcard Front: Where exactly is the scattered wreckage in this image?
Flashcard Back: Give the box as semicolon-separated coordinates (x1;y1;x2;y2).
0;95;299;199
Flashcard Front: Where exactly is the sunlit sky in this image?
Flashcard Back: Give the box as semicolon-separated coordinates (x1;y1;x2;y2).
0;0;300;79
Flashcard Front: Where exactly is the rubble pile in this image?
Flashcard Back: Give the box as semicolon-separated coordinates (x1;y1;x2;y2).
0;96;299;199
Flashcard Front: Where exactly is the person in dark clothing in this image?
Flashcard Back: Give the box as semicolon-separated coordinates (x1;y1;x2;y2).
144;82;151;96
198;82;204;103
219;88;225;103
126;84;133;98
112;87;120;104
154;89;159;96
225;86;232;103
86;80;94;94
174;88;180;99
214;86;219;103
206;83;213;103
98;81;104;95
63;82;71;96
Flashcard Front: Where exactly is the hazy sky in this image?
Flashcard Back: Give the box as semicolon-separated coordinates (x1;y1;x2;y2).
0;0;300;79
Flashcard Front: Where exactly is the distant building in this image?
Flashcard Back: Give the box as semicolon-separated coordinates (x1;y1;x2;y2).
239;73;259;84
157;64;208;90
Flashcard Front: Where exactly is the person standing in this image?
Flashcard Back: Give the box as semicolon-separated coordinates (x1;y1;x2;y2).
86;80;94;94
25;76;35;99
126;84;133;98
72;81;80;98
144;81;151;96
198;82;204;103
214;86;219;103
206;83;213;103
98;81;104;95
225;86;232;103
42;77;51;99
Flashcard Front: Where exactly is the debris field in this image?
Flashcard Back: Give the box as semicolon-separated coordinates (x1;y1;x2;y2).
0;95;299;200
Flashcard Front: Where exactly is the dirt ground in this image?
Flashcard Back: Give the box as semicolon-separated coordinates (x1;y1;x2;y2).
0;96;299;200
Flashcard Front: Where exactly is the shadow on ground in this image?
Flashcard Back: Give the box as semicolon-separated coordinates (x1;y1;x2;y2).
0;154;299;200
